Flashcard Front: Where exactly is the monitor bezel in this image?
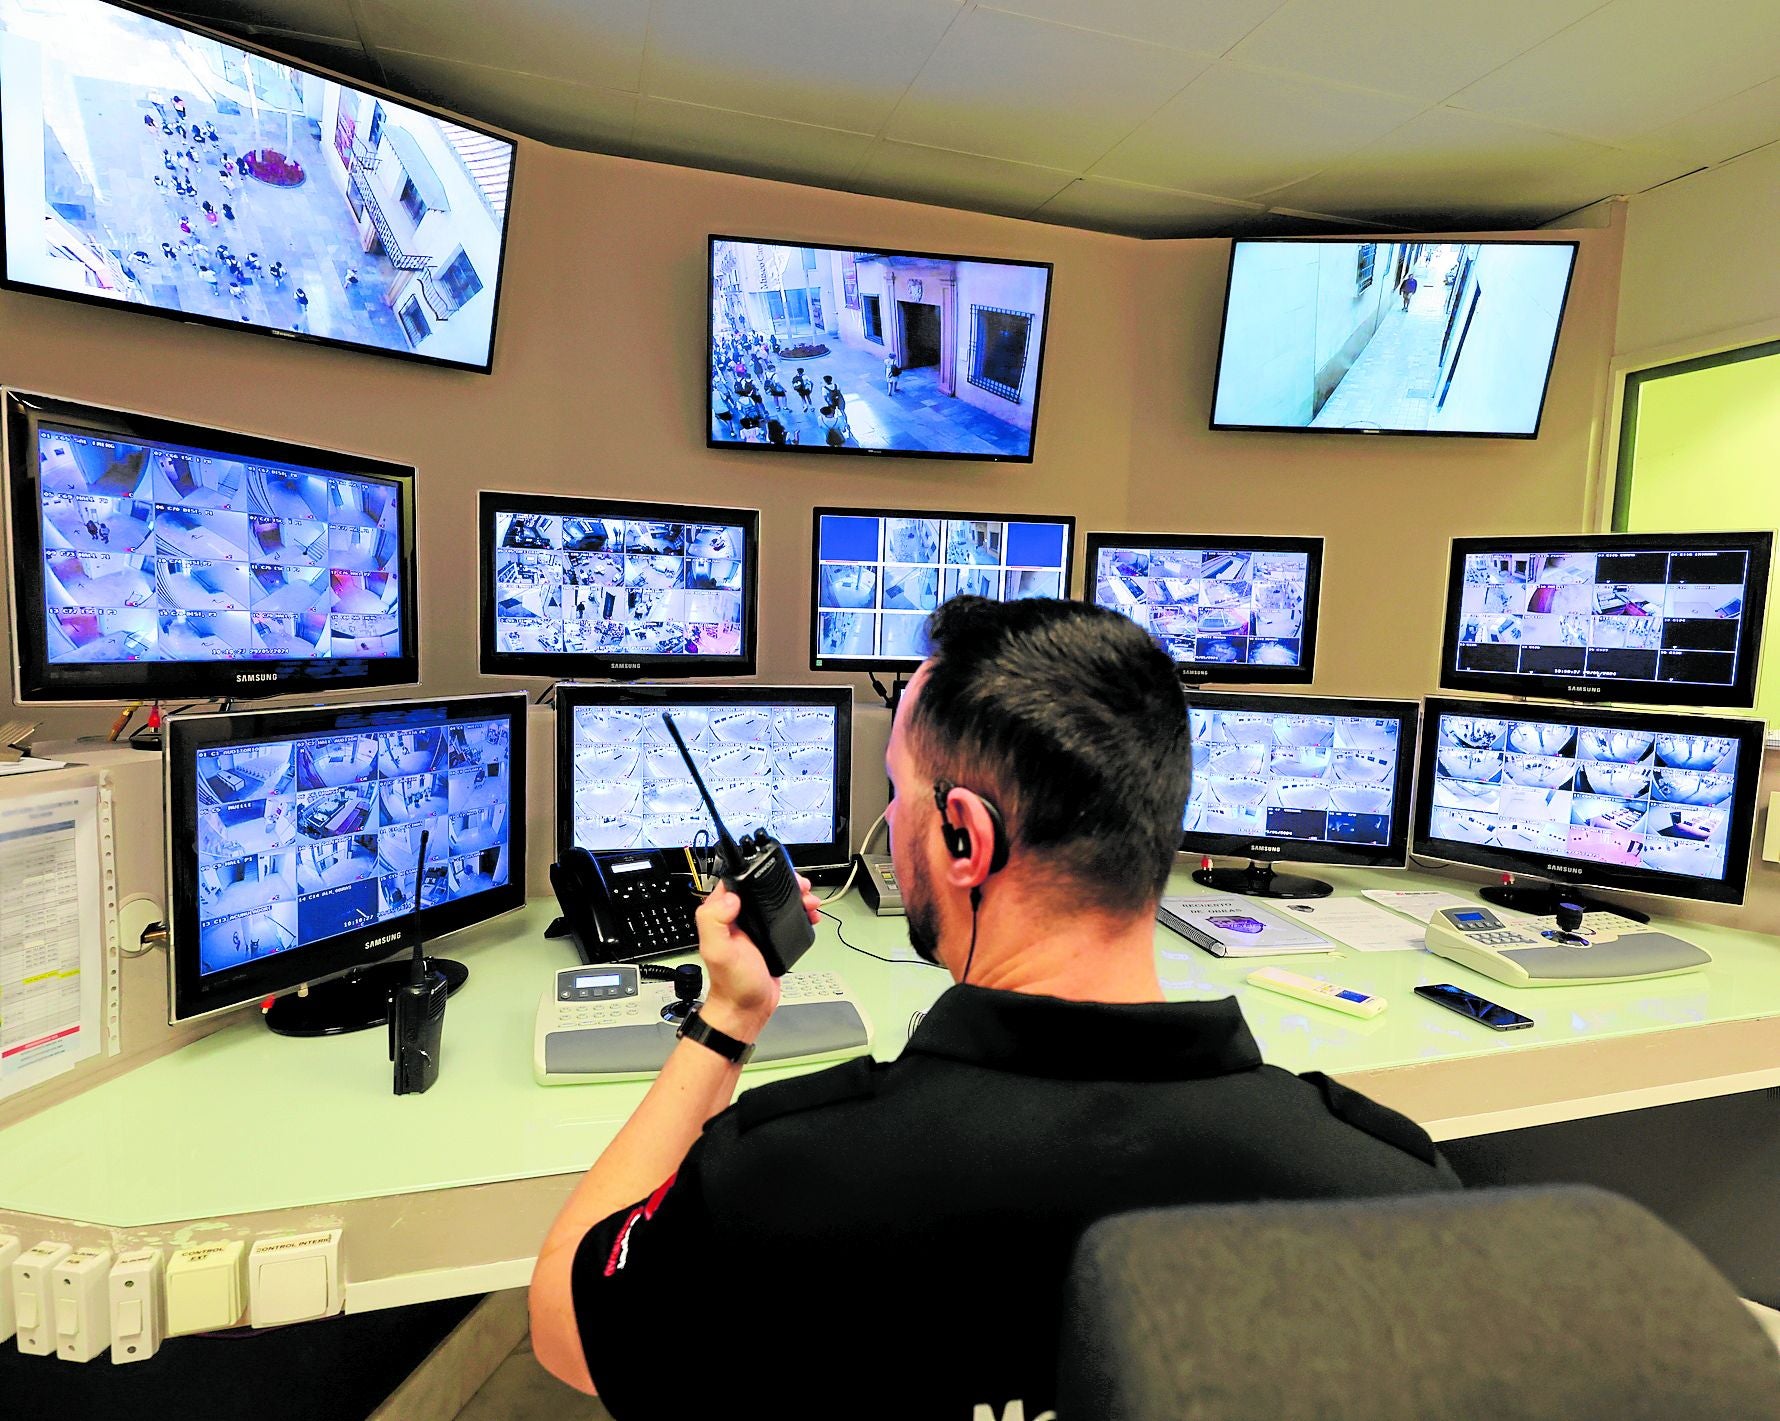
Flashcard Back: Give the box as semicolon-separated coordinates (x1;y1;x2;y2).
705;234;1055;464
165;691;528;1025
1207;237;1581;439
1413;695;1764;908
477;490;761;681
1181;689;1422;868
1438;530;1775;710
1083;531;1324;684
553;682;854;871
0;0;517;375
4;387;420;704
808;504;1078;673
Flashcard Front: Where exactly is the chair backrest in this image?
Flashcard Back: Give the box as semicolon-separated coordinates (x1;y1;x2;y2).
1058;1185;1780;1421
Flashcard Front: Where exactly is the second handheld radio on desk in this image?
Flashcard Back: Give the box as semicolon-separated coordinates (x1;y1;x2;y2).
389;828;447;1095
661;713;815;976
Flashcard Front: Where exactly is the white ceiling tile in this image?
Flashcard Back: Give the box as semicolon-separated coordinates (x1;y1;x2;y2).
1632;76;1780;166
883;7;1211;170
152;0;363;41
1227;0;1607;103
978;0;1284;58
850;140;1077;218
1092;63;1423;198
1032;177;1269;235
638;0;964;133
378;51;636;151
356;0;652;91
631;97;876;188
1449;0;1780;143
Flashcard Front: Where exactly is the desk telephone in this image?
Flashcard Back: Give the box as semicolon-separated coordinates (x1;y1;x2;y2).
547;847;701;963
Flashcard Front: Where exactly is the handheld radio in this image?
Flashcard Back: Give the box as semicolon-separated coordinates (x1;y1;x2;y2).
389;828;447;1095
661;713;815;976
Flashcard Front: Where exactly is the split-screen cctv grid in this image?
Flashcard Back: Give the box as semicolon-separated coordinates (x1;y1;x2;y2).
816;515;1069;660
571;703;838;854
1428;714;1739;883
38;426;402;665
1456;548;1751;687
492;512;746;658
193;717;512;975
1095;546;1310;668
1185;709;1402;847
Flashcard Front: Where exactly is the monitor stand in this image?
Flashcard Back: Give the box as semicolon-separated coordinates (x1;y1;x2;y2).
262;957;469;1037
1192;860;1332;900
1478;880;1650;924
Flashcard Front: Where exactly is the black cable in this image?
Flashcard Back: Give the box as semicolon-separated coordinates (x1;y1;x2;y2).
961;885;982;984
867;670;892;709
818;908;944;969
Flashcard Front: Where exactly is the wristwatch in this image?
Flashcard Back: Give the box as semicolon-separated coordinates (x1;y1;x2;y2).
676;1008;756;1066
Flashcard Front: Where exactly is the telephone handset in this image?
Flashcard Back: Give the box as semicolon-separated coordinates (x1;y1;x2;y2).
547;846;701;964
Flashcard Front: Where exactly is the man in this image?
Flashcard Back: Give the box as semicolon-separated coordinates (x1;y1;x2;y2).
531;598;1458;1419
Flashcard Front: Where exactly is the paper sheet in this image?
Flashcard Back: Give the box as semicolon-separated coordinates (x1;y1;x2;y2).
0;787;105;1100
1360;888;1479;925
1277;896;1431;952
0;758;69;778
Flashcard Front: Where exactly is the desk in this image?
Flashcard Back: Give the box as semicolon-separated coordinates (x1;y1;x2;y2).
2;865;1778;1312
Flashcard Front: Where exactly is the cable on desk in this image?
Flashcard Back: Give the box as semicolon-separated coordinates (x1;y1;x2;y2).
819;908;944;969
820;809;888;905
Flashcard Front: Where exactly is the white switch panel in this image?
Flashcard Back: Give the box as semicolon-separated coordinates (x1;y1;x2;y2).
52;1247;112;1362
249;1230;342;1327
0;1235;19;1345
11;1240;71;1355
166;1240;244;1336
110;1248;163;1364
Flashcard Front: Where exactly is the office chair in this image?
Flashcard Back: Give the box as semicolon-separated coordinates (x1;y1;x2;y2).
1057;1185;1780;1421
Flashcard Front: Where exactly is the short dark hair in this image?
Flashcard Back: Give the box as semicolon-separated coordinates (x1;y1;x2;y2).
904;597;1190;913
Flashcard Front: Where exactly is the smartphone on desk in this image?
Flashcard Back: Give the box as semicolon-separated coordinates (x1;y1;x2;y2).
1414;983;1534;1031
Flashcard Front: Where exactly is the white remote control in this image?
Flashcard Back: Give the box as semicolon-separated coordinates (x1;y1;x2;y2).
1246;966;1386;1018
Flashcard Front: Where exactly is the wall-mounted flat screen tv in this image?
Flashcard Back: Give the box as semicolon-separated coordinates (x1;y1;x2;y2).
0;0;516;372
1210;239;1578;437
708;235;1053;462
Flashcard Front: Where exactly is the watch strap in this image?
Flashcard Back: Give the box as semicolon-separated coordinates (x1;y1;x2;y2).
677;1008;755;1065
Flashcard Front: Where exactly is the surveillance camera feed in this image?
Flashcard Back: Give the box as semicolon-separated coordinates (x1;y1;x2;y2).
0;0;514;370
1094;543;1312;669
710;239;1051;459
490;509;747;660
814;512;1072;665
1212;241;1576;435
36;420;403;664
1452;544;1759;692
1185;706;1405;848
569;702;838;853
1426;712;1741;885
194;713;511;975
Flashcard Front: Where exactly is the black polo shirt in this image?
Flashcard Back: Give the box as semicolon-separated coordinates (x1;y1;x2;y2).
572;985;1460;1420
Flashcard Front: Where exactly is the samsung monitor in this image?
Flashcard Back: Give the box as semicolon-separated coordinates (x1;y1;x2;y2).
0;0;515;372
708;236;1053;462
4;389;417;704
1441;532;1774;710
1086;532;1323;682
1210;239;1579;437
479;492;760;681
1415;697;1763;915
1183;691;1420;898
166;692;526;1029
556;684;852;872
811;507;1075;671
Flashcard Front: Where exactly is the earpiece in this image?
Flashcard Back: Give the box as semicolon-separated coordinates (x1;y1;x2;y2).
933;780;1009;874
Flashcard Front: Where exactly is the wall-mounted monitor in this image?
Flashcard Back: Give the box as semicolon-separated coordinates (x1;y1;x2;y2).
4;389;417;703
1210;239;1578;437
166;692;526;1025
556;684;852;872
708;236;1053;462
1415;697;1763;912
1085;532;1322;683
1183;691;1420;899
0;0;515;372
478;492;759;681
1441;532;1773;710
811;506;1075;671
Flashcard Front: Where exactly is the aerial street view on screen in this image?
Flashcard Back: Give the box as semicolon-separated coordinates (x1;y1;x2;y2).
194;718;512;974
1428;714;1738;882
1213;241;1576;434
1185;708;1401;846
710;240;1049;457
38;423;402;663
492;511;745;658
571;703;836;853
0;0;511;366
1095;545;1309;668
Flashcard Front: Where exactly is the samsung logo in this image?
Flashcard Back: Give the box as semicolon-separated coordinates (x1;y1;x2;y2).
1564;684;1603;694
366;932;402;949
610;661;642;670
236;672;279;683
1250;845;1282;854
1545;864;1583;875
